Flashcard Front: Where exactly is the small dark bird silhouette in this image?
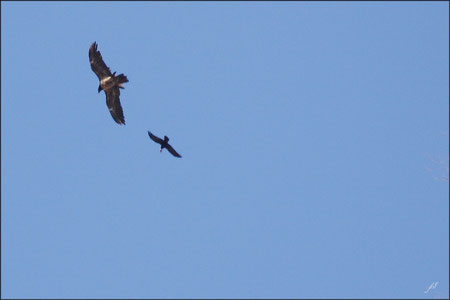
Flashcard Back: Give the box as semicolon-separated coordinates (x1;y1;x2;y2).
147;131;182;158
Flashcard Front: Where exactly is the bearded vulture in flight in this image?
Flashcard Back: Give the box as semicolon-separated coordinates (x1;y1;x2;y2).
147;131;182;158
89;42;129;125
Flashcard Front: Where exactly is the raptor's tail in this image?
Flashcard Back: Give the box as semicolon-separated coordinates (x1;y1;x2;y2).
116;73;128;89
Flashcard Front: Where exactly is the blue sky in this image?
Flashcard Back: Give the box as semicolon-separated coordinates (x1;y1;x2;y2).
1;2;449;299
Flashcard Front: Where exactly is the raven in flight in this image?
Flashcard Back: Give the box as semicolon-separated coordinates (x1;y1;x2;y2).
147;131;182;158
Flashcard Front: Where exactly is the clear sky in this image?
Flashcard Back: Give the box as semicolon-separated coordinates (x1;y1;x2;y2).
1;2;449;299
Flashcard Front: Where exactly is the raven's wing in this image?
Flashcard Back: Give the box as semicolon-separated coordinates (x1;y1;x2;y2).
105;87;125;125
89;42;112;80
166;143;182;158
147;131;164;144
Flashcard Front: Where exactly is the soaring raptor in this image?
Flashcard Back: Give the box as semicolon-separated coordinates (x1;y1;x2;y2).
89;42;128;125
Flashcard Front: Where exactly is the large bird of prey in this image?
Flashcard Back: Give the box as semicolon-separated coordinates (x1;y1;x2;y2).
89;42;129;125
147;131;182;158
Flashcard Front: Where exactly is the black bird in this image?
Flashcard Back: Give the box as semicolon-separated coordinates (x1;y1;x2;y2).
89;42;129;125
147;131;182;158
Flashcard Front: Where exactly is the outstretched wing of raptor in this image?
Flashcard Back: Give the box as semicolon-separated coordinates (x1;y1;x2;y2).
105;87;125;125
89;42;112;81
